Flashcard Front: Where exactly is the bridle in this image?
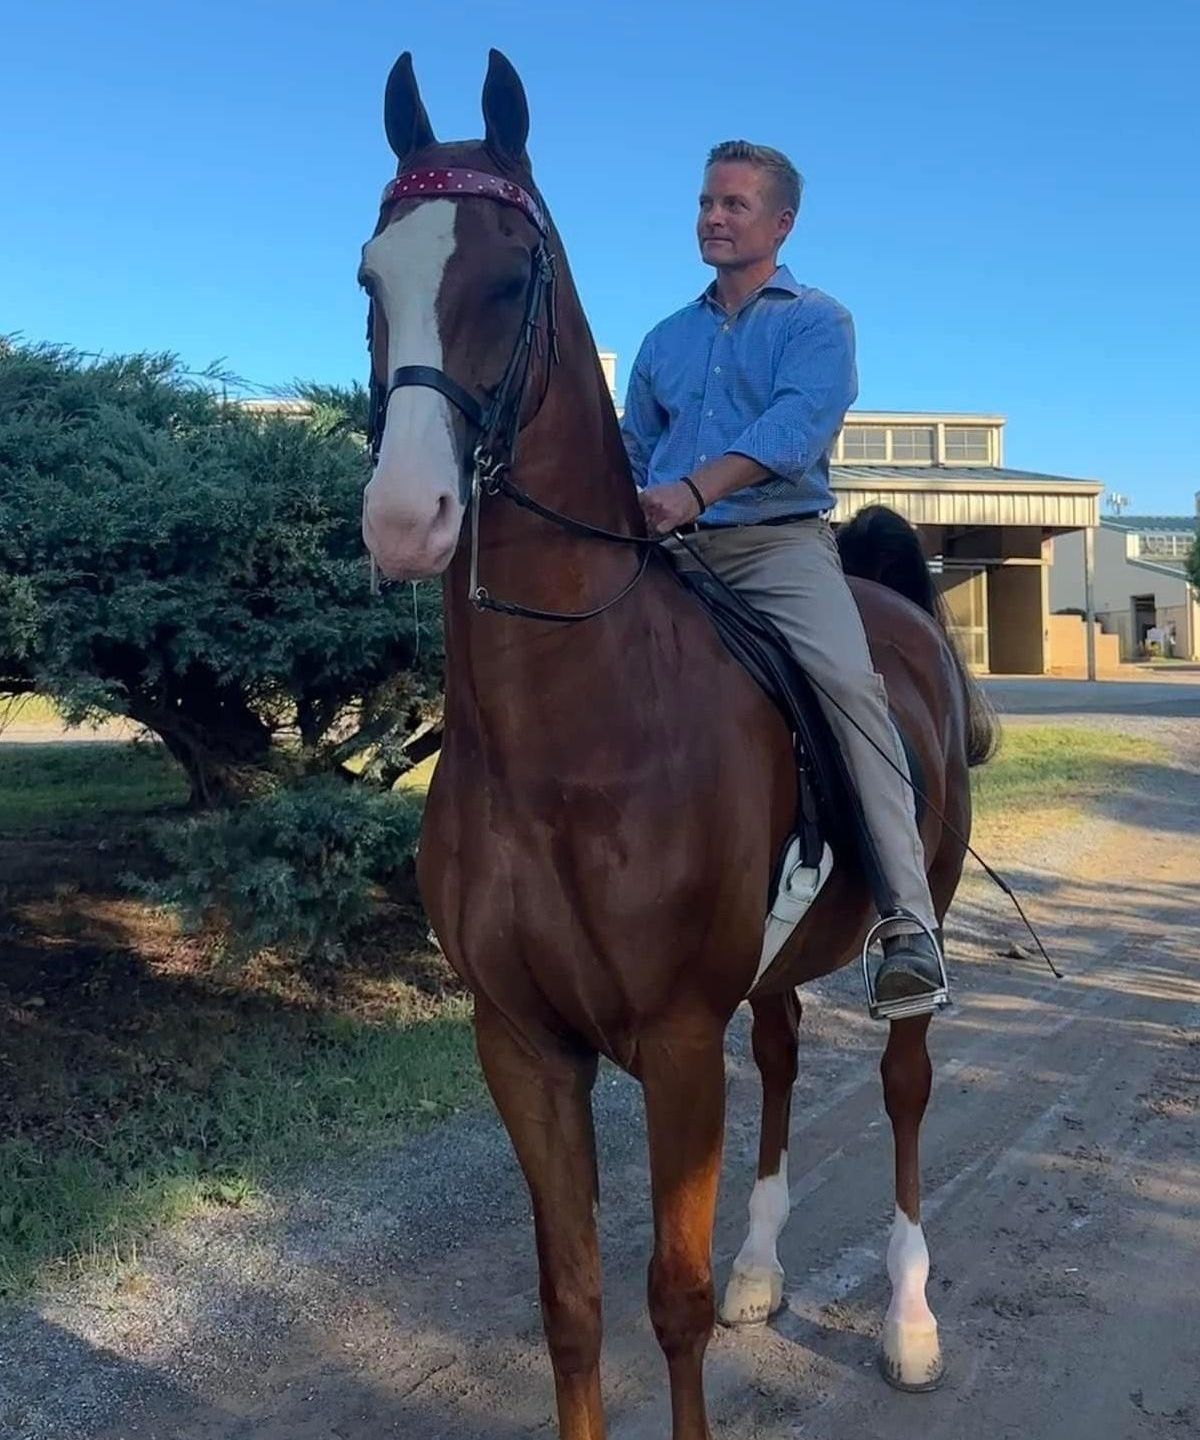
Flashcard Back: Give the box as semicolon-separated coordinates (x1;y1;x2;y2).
365;166;655;624
366;169;557;491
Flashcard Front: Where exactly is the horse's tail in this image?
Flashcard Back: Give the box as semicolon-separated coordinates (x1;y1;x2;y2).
837;505;999;767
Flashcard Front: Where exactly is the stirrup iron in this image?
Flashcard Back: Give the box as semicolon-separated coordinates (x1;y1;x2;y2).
861;913;950;1022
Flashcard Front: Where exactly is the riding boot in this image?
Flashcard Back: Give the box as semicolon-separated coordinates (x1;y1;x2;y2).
875;929;944;1002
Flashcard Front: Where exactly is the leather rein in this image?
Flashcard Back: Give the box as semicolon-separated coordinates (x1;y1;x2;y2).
366;167;655;624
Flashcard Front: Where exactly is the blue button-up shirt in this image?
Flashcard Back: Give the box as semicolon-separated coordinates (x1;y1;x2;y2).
620;266;858;526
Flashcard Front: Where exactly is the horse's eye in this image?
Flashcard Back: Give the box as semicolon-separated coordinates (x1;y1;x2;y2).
491;274;526;304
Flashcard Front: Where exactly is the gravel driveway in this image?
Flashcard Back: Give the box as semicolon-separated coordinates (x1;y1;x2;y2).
2;698;1198;1440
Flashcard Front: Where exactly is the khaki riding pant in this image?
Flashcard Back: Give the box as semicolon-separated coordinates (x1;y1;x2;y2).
670;517;937;932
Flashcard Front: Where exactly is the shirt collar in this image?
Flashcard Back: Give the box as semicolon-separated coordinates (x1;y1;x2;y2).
696;264;804;309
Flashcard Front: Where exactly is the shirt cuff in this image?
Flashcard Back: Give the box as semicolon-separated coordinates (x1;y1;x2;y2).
726;424;808;484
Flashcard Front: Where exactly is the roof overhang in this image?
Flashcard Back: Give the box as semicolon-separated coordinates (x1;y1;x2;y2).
846;411;1007;426
831;468;1102;533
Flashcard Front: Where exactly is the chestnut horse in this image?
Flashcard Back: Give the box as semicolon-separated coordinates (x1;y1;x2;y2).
360;49;995;1440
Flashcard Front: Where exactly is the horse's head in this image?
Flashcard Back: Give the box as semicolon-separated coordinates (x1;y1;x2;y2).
360;50;552;581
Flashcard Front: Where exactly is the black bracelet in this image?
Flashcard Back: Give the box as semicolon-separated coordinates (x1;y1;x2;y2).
681;475;707;516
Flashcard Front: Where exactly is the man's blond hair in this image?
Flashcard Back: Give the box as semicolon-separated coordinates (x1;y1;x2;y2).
706;140;803;215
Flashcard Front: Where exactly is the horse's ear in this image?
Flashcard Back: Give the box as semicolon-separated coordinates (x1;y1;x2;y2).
482;48;530;166
385;52;436;162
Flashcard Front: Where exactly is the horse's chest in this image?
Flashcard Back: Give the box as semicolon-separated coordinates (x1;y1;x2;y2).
420;771;690;947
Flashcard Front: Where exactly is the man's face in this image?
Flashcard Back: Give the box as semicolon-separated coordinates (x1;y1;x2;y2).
697;161;793;272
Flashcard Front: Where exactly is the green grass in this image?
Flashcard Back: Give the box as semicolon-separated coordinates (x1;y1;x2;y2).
0;742;188;830
0;1002;477;1300
1;721;1168;1303
0;733;481;1301
971;724;1168;817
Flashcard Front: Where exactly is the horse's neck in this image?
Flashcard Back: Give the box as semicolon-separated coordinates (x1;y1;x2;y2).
441;292;654;731
509;275;641;536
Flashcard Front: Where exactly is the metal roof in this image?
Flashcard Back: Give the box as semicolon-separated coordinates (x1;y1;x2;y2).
1102;514;1198;533
833;464;1098;488
830;464;1101;532
844;411;1007;426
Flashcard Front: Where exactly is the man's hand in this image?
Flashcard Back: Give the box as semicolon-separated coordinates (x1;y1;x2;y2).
639;454;774;534
639;480;703;536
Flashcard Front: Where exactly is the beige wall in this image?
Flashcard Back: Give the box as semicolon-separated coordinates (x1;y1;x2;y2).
597;351;617;404
1096;607;1134;659
1047;615;1121;674
1051;527;1193;613
1156;600;1199;659
1051;528;1198;659
988;565;1047;674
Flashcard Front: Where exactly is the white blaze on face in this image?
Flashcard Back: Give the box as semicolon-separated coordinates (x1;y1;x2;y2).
361;199;465;579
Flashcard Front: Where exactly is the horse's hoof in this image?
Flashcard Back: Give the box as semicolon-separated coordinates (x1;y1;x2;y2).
718;1263;785;1328
879;1318;944;1392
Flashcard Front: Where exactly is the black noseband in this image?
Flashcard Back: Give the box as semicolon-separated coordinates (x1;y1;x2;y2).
379;365;486;430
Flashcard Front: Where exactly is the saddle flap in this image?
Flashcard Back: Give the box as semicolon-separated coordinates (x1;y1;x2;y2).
669;558;925;914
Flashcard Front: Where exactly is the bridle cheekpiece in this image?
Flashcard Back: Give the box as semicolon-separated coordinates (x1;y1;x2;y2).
366;164;656;624
367;166;557;486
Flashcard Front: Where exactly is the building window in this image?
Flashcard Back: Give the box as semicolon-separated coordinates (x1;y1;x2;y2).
944;426;991;463
841;425;887;461
890;426;935;462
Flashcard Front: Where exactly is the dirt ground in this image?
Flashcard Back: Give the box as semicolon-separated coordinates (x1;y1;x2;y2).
1;697;1198;1440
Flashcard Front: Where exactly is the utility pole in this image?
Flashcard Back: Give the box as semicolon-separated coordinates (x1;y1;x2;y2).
1084;525;1097;682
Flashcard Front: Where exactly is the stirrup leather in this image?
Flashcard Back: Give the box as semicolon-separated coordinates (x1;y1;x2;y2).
861;913;950;1022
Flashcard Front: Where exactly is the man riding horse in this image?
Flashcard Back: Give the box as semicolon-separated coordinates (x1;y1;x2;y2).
622;139;945;1011
361;50;996;1433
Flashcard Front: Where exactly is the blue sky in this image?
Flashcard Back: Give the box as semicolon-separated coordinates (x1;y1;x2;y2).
2;0;1197;512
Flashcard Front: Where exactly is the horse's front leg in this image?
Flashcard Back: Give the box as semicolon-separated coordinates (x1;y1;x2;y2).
720;988;800;1326
474;998;606;1440
640;1011;727;1440
879;1012;944;1390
